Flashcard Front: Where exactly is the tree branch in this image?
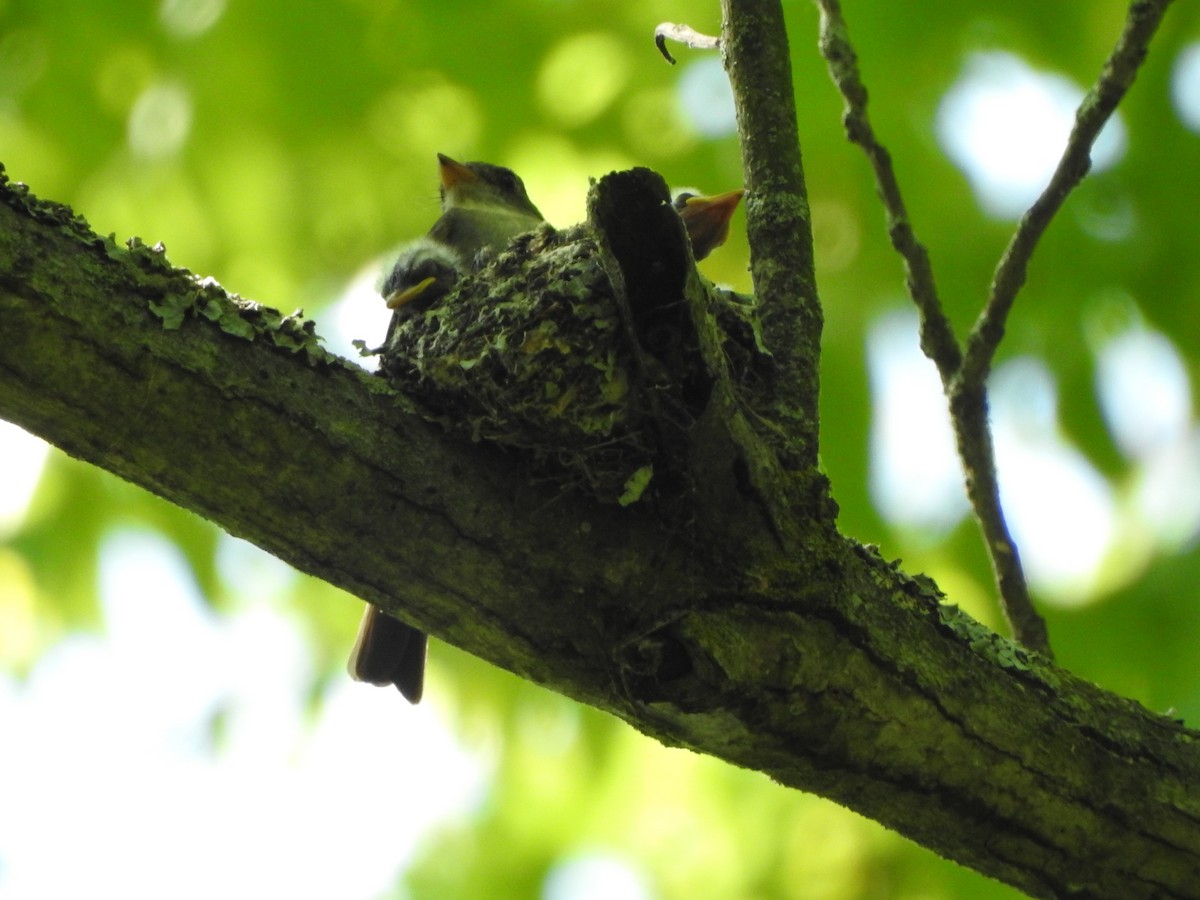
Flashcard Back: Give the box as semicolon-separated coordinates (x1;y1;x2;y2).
953;0;1174;657
813;0;1049;656
4;163;1200;898
961;0;1176;385
813;0;961;383
814;0;1174;660
720;0;822;470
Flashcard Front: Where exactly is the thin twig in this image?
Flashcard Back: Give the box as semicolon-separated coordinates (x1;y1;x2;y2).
960;0;1176;386
951;0;1173;655
815;0;1175;658
814;0;961;384
949;382;1050;654
810;0;1053;650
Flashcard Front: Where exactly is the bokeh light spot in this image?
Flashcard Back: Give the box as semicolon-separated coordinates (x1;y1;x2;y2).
868;309;966;536
537;32;631;127
1132;431;1200;552
324;262;393;369
543;852;652;900
0;525;487;899
621;87;697;159
811;199;862;274
1074;188;1137;243
937;51;1126;219
508;131;633;227
1087;302;1200;553
0;549;38;668
127;81;193;159
990;358;1116;603
677;57;736;137
369;74;483;161
159;0;226;38
1095;325;1191;460
1170;42;1200;132
0;422;49;535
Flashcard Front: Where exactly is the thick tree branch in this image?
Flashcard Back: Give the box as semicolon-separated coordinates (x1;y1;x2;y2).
4;167;1200;898
720;0;821;471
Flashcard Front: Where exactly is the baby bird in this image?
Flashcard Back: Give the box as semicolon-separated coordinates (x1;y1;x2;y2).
383;154;545;317
351;154;544;704
673;188;745;260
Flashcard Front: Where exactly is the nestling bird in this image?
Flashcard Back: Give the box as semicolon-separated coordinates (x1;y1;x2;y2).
673;188;744;260
383;154;545;316
381;237;463;315
350;154;545;704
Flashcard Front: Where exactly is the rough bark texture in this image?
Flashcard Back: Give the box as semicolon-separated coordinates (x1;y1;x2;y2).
2;170;1199;899
721;0;822;471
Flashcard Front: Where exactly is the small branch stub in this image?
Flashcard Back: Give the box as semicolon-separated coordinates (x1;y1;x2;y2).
655;22;721;65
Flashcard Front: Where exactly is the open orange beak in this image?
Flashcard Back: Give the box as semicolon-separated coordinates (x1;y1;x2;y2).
437;153;479;191
679;189;745;261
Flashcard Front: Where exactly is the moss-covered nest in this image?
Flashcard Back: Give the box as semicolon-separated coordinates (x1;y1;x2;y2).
381;225;657;504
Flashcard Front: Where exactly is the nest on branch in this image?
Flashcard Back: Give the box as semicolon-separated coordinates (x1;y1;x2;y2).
379;168;769;506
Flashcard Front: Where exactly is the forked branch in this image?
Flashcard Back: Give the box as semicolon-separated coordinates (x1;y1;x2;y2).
813;0;1175;657
962;0;1176;384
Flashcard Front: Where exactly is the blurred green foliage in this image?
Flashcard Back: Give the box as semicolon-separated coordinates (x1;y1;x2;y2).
3;1;1200;897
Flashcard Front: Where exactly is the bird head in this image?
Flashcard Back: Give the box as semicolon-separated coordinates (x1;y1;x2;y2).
438;153;543;220
673;188;745;260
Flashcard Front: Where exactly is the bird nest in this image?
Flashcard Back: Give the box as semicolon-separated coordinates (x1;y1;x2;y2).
380;225;658;504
